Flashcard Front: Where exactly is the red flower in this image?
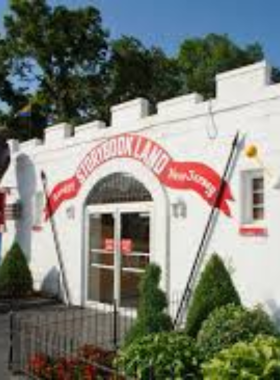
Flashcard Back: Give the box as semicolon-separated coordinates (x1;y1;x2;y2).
83;364;97;380
29;353;48;375
27;344;116;380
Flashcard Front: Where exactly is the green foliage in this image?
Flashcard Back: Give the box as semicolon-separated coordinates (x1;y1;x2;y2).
178;33;264;98
202;335;280;379
107;36;182;109
272;67;280;83
185;254;241;337
124;263;172;346
0;241;33;297
117;331;201;379
3;0;108;131
197;304;279;361
0;37;17;108
0;3;182;139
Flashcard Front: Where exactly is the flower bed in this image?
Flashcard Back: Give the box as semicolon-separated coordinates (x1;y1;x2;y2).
28;344;119;380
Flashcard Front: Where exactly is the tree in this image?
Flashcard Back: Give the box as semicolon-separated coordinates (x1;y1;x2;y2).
185;254;241;337
148;46;183;106
0;241;33;297
124;263;173;346
1;2;279;143
0;34;28;138
3;0;108;133
106;36;182;111
0;37;16;107
178;33;264;98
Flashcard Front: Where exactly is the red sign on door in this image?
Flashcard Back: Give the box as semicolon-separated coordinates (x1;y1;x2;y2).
121;239;133;254
104;238;114;251
103;238;133;254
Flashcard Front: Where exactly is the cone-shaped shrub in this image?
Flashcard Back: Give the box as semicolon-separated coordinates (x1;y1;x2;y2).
124;263;173;346
0;242;33;298
185;254;241;337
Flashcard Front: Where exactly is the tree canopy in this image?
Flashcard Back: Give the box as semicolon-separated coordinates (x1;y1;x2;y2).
2;0;108;139
178;33;264;98
106;36;182;110
0;1;277;141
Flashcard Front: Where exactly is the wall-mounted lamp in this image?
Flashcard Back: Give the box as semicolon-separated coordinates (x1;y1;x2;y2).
245;144;272;177
245;144;280;189
66;205;75;219
171;198;187;218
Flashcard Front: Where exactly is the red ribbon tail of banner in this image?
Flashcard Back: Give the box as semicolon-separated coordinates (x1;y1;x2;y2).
216;181;234;217
216;197;232;217
160;161;234;217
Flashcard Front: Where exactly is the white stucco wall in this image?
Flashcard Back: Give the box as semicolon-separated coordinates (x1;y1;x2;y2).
2;60;280;322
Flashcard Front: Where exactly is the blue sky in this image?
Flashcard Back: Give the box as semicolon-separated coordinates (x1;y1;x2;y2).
1;0;280;67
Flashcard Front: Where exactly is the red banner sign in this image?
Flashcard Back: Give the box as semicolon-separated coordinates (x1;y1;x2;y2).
121;239;133;254
45;133;233;219
104;238;133;254
104;238;114;251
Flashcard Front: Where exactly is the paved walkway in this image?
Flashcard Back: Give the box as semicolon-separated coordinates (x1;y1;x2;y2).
0;314;11;379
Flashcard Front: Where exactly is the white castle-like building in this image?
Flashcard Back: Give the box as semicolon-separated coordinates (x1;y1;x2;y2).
2;61;280;321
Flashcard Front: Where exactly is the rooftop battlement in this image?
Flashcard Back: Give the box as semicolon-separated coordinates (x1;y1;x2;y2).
7;60;280;155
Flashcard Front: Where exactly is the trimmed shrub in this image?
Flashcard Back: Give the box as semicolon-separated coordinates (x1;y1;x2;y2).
117;331;201;379
185;254;241;337
124;263;172;346
197;304;279;361
202;335;280;379
0;241;33;297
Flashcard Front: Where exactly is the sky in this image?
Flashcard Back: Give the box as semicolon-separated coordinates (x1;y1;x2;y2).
0;0;280;67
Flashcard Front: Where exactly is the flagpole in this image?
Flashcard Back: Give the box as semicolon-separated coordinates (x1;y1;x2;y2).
173;131;240;328
41;170;71;306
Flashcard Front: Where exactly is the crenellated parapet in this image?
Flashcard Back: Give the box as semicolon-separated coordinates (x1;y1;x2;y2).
216;60;271;101
7;60;280;155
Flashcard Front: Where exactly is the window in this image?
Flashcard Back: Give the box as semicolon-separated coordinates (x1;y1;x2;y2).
251;177;264;220
241;170;265;224
87;173;152;205
5;202;21;221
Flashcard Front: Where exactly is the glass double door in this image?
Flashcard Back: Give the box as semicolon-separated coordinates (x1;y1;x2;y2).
87;203;151;308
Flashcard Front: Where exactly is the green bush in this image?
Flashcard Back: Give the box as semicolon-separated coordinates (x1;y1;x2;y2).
117;331;201;379
197;304;279;361
0;241;33;297
202;335;280;379
124;263;172;346
185;254;241;337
